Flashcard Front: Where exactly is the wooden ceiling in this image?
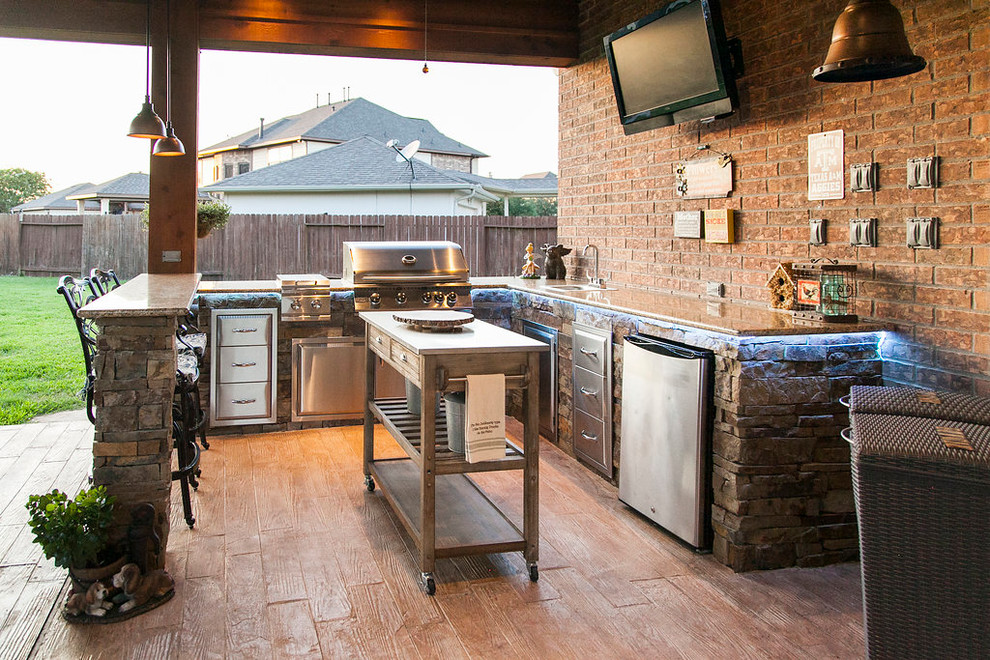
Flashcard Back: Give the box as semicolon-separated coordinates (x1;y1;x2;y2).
0;0;579;67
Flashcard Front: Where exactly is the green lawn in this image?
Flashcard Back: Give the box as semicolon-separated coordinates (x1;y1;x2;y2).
0;275;87;425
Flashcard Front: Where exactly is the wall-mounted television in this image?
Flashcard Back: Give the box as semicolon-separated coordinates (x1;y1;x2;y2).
603;0;741;135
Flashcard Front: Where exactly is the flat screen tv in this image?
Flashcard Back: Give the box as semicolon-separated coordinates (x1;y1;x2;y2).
603;0;740;135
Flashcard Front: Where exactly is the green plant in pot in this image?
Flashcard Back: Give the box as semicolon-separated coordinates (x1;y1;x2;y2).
139;199;231;238
26;486;125;591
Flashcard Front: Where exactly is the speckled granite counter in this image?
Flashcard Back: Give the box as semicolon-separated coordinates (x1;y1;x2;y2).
80;273;201;318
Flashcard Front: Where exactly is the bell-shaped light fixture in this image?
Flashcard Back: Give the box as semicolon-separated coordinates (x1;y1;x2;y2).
153;0;185;157
128;0;166;138
813;0;926;83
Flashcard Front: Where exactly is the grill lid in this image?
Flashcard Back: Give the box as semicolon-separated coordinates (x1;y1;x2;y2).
343;241;469;284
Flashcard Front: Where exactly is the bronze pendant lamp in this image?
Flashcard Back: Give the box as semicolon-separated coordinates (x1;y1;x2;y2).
812;0;926;83
153;0;185;156
127;0;167;138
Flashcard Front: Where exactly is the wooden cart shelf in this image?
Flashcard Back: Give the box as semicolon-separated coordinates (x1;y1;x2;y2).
360;311;547;595
370;398;526;475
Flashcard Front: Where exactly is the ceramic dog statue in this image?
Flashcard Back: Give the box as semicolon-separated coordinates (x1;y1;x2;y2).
112;563;174;612
542;244;572;280
65;580;109;617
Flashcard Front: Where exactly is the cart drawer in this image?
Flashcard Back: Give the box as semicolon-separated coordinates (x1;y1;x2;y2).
215;382;272;420
217;345;271;383
217;313;272;346
368;324;391;359
390;342;421;380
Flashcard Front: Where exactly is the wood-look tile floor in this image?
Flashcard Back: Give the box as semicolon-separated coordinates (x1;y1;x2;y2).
2;417;866;659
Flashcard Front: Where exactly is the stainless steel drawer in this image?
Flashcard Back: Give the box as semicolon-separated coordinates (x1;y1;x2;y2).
217;314;272;346
574;408;609;474
573;326;608;375
573;365;606;419
218;345;271;383
215;382;272;420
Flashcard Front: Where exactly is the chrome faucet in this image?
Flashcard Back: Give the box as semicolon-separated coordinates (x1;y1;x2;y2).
582;243;604;287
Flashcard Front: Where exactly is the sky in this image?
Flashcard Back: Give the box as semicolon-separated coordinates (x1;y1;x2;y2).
0;38;560;192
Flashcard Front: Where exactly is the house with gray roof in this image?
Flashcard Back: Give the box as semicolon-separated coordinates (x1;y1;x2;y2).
62;173;212;214
11;183;99;215
198;97;488;187
202;136;499;216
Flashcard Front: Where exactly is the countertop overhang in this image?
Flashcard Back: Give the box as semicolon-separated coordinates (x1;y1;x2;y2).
80;273;202;318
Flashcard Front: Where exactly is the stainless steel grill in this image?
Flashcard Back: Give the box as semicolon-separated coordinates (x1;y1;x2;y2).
278;273;332;322
342;241;471;311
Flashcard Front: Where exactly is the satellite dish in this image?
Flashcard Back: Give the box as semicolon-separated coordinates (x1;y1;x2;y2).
396;140;420;163
385;139;398;149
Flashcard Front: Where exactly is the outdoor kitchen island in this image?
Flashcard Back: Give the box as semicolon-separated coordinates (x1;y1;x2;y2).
360;310;547;594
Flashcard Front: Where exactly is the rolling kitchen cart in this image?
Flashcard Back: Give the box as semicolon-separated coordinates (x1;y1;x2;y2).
360;311;546;595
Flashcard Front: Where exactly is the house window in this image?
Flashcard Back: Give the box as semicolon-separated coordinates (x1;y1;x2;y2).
109;201;125;214
238;162;250;175
224;164;233;179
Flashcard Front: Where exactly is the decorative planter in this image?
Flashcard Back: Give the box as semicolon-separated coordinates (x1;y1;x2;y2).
68;554;127;593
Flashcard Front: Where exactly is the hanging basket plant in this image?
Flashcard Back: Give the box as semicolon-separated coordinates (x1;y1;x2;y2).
139;199;231;238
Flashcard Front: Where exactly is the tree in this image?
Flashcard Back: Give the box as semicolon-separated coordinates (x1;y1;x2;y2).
486;196;557;216
0;168;50;213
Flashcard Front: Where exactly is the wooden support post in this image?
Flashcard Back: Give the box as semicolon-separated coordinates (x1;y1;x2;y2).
149;0;198;274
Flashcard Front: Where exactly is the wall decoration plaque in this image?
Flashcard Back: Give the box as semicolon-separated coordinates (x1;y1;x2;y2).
675;156;733;199
703;209;735;243
808;129;844;200
673;210;703;239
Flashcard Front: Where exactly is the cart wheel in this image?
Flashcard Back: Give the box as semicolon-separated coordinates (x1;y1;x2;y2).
364;475;375;492
420;572;436;596
528;563;539;582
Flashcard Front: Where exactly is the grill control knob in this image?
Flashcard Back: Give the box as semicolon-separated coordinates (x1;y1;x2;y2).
422;292;433;305
290;299;301;311
369;292;381;306
395;292;407;305
446;292;458;306
310;299;322;310
433;292;444;305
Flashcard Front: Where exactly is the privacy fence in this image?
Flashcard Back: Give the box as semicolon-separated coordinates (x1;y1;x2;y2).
0;213;556;280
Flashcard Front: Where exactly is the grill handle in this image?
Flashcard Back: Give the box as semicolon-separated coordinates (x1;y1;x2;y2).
359;274;464;283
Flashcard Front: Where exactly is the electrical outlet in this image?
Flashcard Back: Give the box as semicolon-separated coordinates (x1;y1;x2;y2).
850;218;878;247
706;281;725;297
810;218;827;246
907;156;939;189
906;217;939;249
162;250;182;263
850;163;877;193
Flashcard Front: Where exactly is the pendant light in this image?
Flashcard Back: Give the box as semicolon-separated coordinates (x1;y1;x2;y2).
812;0;926;83
153;0;185;157
421;0;429;74
127;0;166;138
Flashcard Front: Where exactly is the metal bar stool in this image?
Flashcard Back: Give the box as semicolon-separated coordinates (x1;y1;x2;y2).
88;268;121;298
56;276;98;424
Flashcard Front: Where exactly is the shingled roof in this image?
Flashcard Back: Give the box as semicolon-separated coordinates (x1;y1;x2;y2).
67;173;152;200
11;182;96;212
202;136;492;193
199;97;487;158
448;171;558;195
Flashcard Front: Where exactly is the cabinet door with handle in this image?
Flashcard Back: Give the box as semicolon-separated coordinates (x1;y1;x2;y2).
210;308;277;426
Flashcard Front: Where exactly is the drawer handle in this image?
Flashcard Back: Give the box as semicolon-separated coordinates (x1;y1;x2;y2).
232;328;258;333
579;386;599;397
232;398;257;405
231;361;257;368
580;430;598;441
579;347;598;357
375;336;383;344
400;353;408;362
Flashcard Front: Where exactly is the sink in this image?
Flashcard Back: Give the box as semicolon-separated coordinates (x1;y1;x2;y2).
544;283;615;292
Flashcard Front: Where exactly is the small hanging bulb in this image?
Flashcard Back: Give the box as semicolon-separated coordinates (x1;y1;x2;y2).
422;62;429;74
422;0;429;74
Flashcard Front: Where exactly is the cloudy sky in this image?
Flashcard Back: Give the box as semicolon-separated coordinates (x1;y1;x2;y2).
0;38;560;191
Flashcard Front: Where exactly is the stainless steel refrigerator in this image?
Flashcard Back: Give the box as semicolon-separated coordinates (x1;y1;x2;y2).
619;333;714;549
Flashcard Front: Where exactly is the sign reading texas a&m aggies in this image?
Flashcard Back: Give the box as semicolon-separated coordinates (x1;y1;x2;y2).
808;130;844;201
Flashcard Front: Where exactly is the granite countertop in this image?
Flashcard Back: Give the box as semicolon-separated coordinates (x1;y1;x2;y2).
79;273;202;318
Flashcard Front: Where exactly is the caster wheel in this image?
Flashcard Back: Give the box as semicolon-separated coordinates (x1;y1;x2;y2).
365;476;376;492
529;564;539;582
420;573;436;595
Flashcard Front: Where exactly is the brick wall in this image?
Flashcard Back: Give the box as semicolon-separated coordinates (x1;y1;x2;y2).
559;0;989;395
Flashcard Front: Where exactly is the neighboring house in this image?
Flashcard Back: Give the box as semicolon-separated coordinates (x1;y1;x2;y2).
11;183;99;215
202;136;499;215
450;171;558;213
64;173;212;214
197;97;488;186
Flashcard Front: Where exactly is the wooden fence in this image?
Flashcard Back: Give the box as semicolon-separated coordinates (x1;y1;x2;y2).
0;213;556;280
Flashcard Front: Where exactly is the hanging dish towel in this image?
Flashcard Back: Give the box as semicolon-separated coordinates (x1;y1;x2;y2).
464;374;506;463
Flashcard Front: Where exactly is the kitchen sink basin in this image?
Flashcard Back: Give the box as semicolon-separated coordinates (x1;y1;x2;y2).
544;283;615;292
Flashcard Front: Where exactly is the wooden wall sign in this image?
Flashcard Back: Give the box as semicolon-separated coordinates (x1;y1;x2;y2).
673;211;703;239
703;209;734;243
675;157;733;199
808;129;844;200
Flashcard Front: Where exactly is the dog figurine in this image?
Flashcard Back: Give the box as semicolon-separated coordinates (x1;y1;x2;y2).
112;563;174;612
65;580;109;617
541;244;572;280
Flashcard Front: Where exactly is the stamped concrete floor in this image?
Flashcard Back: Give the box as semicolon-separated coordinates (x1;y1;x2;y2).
1;416;866;659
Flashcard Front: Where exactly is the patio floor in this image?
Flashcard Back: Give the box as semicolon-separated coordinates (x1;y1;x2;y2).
1;414;866;659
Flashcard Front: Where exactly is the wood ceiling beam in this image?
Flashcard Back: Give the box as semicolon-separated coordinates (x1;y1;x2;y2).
0;0;578;67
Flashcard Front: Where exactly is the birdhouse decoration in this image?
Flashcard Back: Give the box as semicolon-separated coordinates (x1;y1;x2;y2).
792;259;858;323
766;263;795;310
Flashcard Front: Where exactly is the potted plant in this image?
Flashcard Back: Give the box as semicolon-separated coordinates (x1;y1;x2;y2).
139;199;232;238
26;486;125;591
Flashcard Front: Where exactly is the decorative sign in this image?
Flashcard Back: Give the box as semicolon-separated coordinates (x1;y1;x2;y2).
703;209;735;243
673;211;703;239
675;156;733;199
808;129;844;200
796;279;822;306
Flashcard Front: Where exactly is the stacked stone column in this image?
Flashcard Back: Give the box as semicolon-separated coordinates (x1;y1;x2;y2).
92;315;178;568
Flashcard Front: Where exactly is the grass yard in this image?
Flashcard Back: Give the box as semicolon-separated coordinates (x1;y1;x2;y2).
0;275;87;424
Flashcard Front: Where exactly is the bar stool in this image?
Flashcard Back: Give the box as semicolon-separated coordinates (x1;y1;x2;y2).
56;276;98;424
88;268;121;297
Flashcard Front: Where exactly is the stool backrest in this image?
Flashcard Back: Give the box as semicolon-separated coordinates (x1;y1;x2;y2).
57;275;98;423
89;268;121;298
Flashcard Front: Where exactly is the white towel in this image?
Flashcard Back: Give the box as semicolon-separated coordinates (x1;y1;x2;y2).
464;374;506;463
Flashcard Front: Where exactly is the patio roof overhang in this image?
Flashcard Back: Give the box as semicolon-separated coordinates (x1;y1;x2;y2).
0;0;579;274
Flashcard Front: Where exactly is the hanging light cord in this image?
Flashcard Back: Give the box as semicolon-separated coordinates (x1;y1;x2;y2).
143;0;152;96
424;0;428;62
164;0;172;121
